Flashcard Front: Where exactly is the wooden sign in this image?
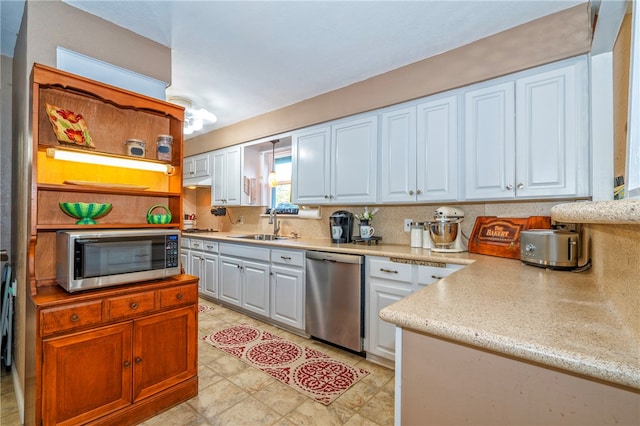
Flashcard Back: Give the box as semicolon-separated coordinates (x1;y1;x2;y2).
468;216;552;259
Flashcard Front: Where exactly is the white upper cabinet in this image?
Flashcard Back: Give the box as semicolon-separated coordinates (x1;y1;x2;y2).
416;95;459;201
380;96;458;203
464;56;589;200
293;114;378;204
464;81;516;200
183;153;211;180
515;59;589;198
292;125;331;204
212;146;241;205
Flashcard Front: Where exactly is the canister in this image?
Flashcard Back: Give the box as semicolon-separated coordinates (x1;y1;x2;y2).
125;138;146;157
156;134;173;161
410;222;424;248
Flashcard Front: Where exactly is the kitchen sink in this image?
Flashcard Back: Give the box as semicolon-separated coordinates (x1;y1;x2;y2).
230;234;288;241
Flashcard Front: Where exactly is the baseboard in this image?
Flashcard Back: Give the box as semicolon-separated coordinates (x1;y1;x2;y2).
11;365;25;425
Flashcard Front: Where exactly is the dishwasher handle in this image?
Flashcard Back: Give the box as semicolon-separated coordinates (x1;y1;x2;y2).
305;251;363;265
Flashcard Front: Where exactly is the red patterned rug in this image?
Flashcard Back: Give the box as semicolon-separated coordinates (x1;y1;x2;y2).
202;324;369;405
198;304;214;313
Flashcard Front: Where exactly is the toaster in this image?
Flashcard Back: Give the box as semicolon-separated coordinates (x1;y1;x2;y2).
520;229;580;270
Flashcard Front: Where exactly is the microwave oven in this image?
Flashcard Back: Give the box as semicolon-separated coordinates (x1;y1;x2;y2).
56;229;181;292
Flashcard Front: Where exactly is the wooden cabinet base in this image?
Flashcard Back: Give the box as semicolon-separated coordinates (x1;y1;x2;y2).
88;377;198;426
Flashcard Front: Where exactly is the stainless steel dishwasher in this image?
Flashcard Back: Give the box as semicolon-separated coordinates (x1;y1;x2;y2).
305;251;364;352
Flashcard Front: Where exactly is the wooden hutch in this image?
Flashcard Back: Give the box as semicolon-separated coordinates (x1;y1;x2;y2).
28;64;198;425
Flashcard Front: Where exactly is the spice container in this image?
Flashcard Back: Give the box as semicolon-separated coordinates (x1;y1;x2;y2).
125;138;146;157
422;225;432;249
410;222;424;248
156;134;173;161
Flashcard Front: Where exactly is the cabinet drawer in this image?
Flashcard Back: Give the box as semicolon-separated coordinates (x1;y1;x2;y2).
416;264;463;286
201;240;219;253
158;284;198;309
189;239;204;250
181;237;190;248
272;249;304;268
220;243;270;261
369;258;413;283
40;300;103;336
105;291;156;320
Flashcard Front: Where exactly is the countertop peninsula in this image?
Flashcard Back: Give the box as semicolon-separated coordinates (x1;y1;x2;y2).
184;230;640;392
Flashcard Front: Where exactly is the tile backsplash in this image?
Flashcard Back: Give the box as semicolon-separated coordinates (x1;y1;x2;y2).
185;188;572;245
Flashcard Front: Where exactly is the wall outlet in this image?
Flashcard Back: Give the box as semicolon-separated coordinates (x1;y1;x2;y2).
404;218;413;232
237;215;244;224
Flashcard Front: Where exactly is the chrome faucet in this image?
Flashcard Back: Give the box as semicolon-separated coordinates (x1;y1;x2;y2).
269;208;280;236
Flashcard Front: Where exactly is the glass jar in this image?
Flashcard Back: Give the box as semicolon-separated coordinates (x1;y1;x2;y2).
125;138;146;157
410;222;424;248
156;134;173;161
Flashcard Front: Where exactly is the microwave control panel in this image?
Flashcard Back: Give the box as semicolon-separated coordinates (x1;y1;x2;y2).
166;235;179;268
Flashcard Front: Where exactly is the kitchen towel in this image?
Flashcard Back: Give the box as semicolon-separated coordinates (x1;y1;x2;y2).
202;324;369;405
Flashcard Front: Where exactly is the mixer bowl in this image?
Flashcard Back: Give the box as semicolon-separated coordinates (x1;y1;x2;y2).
429;220;459;247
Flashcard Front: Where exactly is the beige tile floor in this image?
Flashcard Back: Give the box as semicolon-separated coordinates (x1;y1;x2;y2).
1;299;395;425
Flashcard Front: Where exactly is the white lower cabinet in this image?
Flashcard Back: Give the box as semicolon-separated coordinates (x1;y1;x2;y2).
189;239;219;300
366;256;465;364
270;249;305;330
219;243;271;317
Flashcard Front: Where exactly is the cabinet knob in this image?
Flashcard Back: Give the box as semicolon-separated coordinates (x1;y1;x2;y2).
124;360;131;368
324;195;329;199
135;357;143;364
416;189;422;195
506;184;513;190
517;183;525;190
176;293;184;300
70;314;79;322
130;303;139;310
408;190;414;195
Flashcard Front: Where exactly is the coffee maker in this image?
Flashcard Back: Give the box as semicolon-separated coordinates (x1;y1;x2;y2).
329;211;354;243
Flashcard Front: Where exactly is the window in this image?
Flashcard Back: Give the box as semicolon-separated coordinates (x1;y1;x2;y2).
270;155;298;212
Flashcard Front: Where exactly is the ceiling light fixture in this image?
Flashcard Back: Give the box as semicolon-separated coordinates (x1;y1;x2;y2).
268;139;279;187
168;96;217;135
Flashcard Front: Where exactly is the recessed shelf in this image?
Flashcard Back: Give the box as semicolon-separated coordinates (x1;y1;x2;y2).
37;183;181;197
37;223;180;231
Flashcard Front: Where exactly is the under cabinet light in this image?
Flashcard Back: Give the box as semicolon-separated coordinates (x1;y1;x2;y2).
46;147;174;174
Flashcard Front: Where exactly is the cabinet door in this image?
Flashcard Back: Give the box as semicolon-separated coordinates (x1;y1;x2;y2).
201;253;218;299
212;150;226;205
224;147;242;205
192;153;211;178
332;115;378;204
515;60;587;198
380;106;417;203
219;256;242;307
417;95;459;201
190;251;204;293
292;126;332;204
464;81;515;200
270;265;304;330
180;249;190;275
242;260;270;317
42;323;132;426
368;282;412;361
133;307;197;402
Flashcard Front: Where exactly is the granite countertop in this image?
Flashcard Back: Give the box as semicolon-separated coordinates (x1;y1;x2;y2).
184;230;640;391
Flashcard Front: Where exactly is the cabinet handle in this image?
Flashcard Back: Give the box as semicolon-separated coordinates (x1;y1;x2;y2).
130;303;138;310
123;360;130;368
380;268;398;274
416;189;422;195
135;357;143;364
517;183;525;190
206;245;214;250
409;190;414;195
176;293;184;300
70;314;79;322
506;184;513;190
431;275;444;280
281;256;292;260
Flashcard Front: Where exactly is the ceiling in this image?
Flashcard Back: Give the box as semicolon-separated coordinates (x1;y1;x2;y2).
2;1;586;139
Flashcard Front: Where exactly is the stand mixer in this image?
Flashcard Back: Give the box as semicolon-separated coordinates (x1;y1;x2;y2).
427;206;466;252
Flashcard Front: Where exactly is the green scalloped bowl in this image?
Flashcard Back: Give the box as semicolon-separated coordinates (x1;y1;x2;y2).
59;202;113;225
